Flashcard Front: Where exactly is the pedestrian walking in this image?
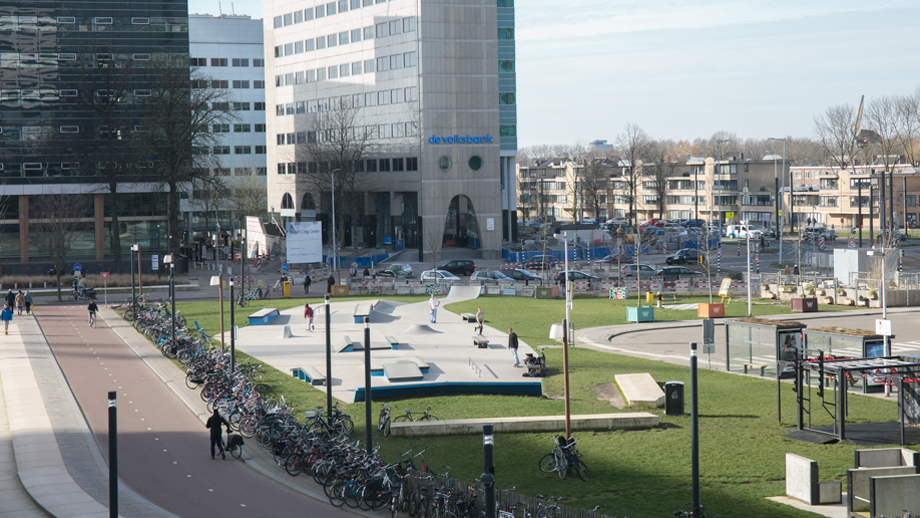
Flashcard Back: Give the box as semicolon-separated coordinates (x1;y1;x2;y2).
1;304;11;335
304;303;314;331
23;291;32;314
15;291;24;316
205;409;231;460
508;327;520;367
475;307;484;335
327;275;335;294
350;262;358;278
363;267;370;277
428;294;439;323
4;289;14;308
303;273;312;294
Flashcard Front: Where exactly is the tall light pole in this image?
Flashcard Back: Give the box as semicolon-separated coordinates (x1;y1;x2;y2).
330;168;341;281
716;139;731;226
769;138;786;263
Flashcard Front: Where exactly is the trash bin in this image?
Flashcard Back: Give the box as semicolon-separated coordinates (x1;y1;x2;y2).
646;291;654;304
665;381;684;416
282;280;291;298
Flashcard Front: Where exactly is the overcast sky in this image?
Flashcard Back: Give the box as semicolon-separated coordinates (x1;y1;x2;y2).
190;0;920;147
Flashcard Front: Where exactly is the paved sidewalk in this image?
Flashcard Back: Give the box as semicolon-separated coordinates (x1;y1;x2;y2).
0;314;169;518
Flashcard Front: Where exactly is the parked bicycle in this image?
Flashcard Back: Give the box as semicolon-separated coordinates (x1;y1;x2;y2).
538;435;589;481
392;405;438;424
673;503;719;518
378;403;393;437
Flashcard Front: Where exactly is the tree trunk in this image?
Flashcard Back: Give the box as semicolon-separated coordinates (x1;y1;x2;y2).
56;270;63;302
108;183;122;273
167;179;180;257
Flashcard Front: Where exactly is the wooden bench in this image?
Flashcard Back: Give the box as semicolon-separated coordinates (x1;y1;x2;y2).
473;335;489;348
743;363;767;376
660;294;681;302
384;336;401;349
335;335;355;353
461;313;477;322
248;308;280;325
290;366;327;386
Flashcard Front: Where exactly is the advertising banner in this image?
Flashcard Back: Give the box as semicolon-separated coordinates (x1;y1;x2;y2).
286;221;323;263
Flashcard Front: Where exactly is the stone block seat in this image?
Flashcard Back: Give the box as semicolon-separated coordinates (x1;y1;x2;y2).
614;373;665;408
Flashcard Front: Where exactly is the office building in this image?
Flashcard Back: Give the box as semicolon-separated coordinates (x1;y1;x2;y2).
264;0;516;259
0;2;189;263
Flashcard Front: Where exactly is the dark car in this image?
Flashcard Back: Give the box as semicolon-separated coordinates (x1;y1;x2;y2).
654;266;704;280
437;259;477;276
524;255;559;270
595;254;635;265
553;270;600;287
876;230;907;245
501;268;543;283
681;219;706;228
666;248;706;265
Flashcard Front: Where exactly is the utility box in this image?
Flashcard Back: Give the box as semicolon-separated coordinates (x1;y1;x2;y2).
282;280;291;298
665;381;684;416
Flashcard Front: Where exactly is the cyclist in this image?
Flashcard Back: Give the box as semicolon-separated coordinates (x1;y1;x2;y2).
87;300;98;326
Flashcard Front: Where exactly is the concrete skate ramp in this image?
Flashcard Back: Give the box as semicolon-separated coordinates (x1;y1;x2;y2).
444;285;482;303
374;300;403;313
403;324;442;334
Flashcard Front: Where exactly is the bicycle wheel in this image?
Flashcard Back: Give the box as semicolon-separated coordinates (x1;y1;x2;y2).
263;289;272;299
393;415;411;424
343;481;363;509
574;458;590;481
383;418;391;437
185;373;202;389
328;481;347;507
557;454;568;480
230;444;242;460
538;453;557;473
419;415;439;421
284;453;304;476
238;296;248;308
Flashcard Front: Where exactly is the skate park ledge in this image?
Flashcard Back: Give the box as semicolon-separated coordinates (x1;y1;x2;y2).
389;412;659;436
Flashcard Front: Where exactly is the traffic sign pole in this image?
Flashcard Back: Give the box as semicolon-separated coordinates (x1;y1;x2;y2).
101;272;109;306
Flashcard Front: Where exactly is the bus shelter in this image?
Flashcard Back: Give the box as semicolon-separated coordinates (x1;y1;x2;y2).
725;318;807;379
793;353;920;443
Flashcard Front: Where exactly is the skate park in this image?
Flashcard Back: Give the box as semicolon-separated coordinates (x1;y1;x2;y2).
234;285;545;402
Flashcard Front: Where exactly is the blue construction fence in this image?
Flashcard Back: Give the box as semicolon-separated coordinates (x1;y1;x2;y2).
321;252;390;268
503;244;650;263
681;237;722;250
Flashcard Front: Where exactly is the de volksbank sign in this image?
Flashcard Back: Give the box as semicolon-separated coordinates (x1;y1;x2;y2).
428;134;493;144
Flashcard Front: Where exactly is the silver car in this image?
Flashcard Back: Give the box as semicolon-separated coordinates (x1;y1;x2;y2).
470;270;513;284
419;269;460;282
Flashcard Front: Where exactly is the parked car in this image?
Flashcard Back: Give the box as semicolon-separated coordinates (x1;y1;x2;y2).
595;254;635;265
419;269;461;282
659;223;684;232
682;219;707;228
374;263;413;278
654;266;704;280
553;270;600;287
620;264;660;278
579;218;598;225
524;220;543;228
801;226;837;241
604;217;628;225
501;268;543;283
470;270;513;284
437;259;477;276
665;248;706;265
524;255;559;270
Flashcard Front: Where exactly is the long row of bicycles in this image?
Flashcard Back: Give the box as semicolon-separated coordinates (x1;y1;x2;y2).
118;296;613;518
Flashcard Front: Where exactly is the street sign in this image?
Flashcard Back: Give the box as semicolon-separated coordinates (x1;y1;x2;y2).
281;263;288;271
726;212;735;219
100;272;109;280
151;254;159;271
73;263;81;271
848;237;856;248
702;318;715;345
876;319;892;337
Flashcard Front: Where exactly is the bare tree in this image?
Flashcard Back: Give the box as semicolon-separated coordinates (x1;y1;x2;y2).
140;56;233;257
615;123;651;226
897;88;920;166
646;140;679;219
865;95;902;231
580;158;612;221
226;172;269;219
29;195;91;301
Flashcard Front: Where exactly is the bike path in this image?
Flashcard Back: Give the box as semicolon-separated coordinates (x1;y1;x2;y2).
34;305;357;518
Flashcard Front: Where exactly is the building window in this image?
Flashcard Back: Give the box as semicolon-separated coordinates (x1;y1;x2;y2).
366;159;377;172
377;91;389;105
352;62;362;75
364;26;374;40
253;80;265;89
94;17;113;24
294;10;303;23
351;28;362;43
328;66;338;79
469;156;482;171
277;134;285;145
405;87;417;102
296;131;306;144
234;146;251;154
316;37;326;50
211;124;230;133
389;20;401;36
406;157;418;171
296;101;305;113
499;92;515;105
254;124;266;132
403;51;417;67
498;60;514;73
232;80;250;89
327;34;337;47
376;22;388;38
283;13;293;26
365;93;376;107
254;102;266;111
210;58;228;67
234;124;251;132
498;28;514;40
392;158;404;171
287;133;296;144
255;146;266;154
339;31;349;45
213;146;230;155
294;41;304;54
286;102;294;114
403;17;416;32
274;16;283;28
379;159;391;172
315;4;325;17
377;57;388;72
390;55;402;70
364;59;375;73
304;8;314;21
500;125;516;137
253;58;264;67
327;2;337;15
278;163;287;175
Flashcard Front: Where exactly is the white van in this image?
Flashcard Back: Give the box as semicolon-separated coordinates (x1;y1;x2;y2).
724;224;763;239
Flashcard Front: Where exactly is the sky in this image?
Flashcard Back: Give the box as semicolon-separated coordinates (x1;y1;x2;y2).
189;0;920;147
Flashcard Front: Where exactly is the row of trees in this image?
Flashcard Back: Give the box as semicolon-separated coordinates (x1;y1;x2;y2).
35;50;267;274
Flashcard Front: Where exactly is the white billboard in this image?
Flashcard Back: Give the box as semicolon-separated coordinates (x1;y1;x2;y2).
286;221;323;263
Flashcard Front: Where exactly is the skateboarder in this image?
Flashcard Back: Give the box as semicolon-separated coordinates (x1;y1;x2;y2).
429;294;439;323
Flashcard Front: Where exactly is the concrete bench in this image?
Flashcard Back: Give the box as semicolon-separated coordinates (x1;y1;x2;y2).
248;308;280;325
384;336;401;349
369;357;430;376
461;313;477;322
848;466;919;515
855;447;920;468
383;363;425;382
614;373;665;408
354;302;373;324
473;335;489;348
785;453;841;505
335;335;355;353
290;366;327;386
743;362;767;376
388;412;659;436
864;474;920;518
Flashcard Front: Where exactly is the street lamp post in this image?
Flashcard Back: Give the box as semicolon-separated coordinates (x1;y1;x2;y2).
130;244;139;316
769;138;786;262
867;249;891;396
330;168;342;281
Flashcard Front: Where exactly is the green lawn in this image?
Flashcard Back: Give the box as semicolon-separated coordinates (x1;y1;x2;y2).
171;294;893;518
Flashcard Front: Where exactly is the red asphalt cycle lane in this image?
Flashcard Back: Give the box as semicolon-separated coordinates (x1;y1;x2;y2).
36;305;355;518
